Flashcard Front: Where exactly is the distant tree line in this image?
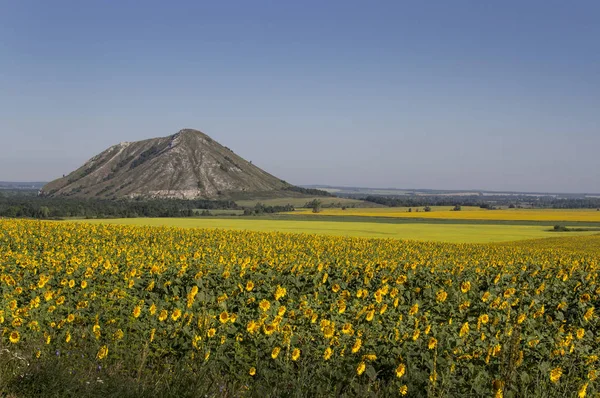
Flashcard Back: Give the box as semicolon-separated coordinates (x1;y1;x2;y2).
0;196;240;219
243;203;295;216
548;198;600;209
362;195;600;209
363;195;490;208
282;185;334;197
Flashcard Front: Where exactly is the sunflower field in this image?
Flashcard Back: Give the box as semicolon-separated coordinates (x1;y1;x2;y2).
1;219;599;397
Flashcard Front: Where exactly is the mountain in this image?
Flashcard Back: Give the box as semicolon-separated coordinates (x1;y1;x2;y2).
41;129;304;200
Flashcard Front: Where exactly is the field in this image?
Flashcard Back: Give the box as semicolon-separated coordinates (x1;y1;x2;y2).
235;196;375;208
290;207;600;222
1;219;600;397
195;209;245;216
73;217;596;243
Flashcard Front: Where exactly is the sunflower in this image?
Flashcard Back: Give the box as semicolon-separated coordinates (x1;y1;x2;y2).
579;382;589;398
395;363;406;378
219;311;229;324
158;310;168;322
584;307;595;322
341;323;353;335
351;338;362;353
428;337;438;350
291;348;301;361
271;346;281;359
323;347;333;361
133;306;142;318
412;328;420;341
97;345;108;360
274;285;287;301
249;367;256;376
171;308;182;321
460;281;471;293
459;322;470;337
581;294;591;303
409;303;419;316
9;331;20;344
436;290;447;303
263;323;276;335
357;361;366;376
259;300;271;312
246;320;259;334
549;367;562;383
323;325;335;339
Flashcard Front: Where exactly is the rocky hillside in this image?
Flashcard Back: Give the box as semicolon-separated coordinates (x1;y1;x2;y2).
41;129;300;200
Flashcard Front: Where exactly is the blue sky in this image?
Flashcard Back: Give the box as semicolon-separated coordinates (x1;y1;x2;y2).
1;1;599;192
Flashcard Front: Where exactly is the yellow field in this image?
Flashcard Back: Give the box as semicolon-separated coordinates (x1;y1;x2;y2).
1;219;599;396
498;233;600;254
72;217;597;243
290;207;600;222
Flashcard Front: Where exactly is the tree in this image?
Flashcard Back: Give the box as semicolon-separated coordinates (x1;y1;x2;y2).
39;206;50;218
307;199;322;213
453;205;461;211
423;206;432;212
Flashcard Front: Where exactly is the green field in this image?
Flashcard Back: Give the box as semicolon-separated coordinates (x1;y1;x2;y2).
195;209;245;216
235;196;375;208
76;217;597;243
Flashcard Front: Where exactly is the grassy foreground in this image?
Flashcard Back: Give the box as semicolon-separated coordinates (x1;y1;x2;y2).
1;220;599;397
72;217;594;243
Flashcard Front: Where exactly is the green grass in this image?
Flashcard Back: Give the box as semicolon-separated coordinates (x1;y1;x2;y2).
195;209;245;216
74;218;598;243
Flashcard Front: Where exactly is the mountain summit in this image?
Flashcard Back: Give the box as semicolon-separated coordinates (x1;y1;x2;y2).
41;129;294;199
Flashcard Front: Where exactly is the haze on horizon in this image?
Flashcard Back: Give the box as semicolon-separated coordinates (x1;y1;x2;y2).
1;1;599;194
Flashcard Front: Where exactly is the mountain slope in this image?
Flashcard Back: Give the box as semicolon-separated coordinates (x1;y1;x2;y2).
41;129;295;200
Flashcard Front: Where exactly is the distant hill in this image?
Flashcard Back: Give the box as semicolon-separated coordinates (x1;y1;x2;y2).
41;129;329;200
0;182;46;190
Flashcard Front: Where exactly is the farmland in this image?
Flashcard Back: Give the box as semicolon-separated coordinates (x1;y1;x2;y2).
78;217;597;243
290;207;600;223
235;196;373;209
1;219;600;397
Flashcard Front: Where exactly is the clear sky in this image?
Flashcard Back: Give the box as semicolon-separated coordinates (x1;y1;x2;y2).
1;1;599;193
